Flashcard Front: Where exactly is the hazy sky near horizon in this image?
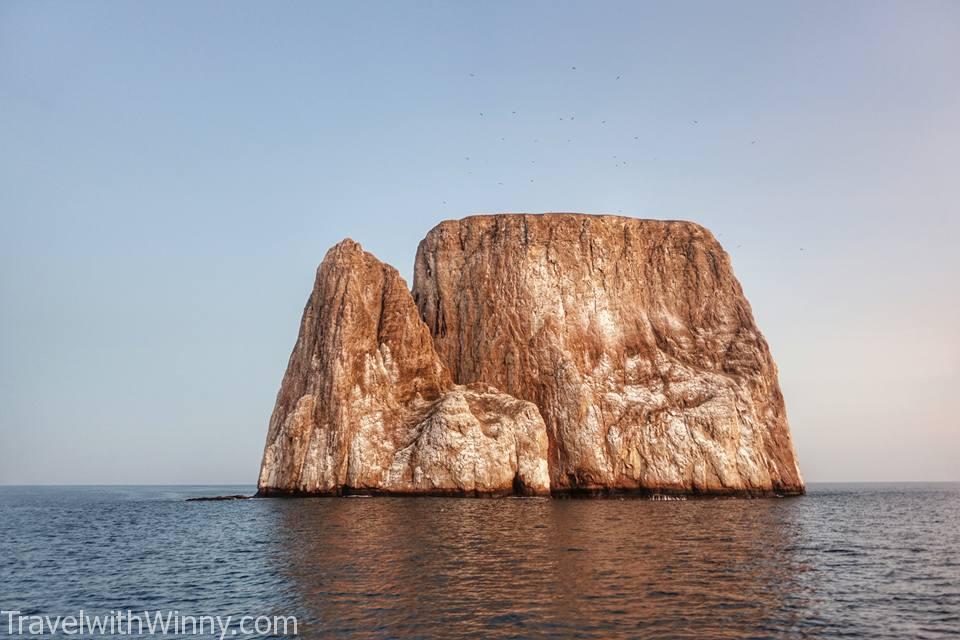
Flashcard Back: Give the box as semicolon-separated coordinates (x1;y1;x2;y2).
2;1;958;484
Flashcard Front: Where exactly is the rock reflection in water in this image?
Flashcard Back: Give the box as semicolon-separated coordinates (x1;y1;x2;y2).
273;497;811;638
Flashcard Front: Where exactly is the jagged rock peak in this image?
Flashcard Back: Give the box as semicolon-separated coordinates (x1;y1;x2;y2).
257;238;550;496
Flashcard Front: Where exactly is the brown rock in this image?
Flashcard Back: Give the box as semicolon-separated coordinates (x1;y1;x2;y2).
412;213;804;495
257;239;550;496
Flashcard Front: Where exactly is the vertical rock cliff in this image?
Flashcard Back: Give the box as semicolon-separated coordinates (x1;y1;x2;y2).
257;239;551;496
412;214;804;495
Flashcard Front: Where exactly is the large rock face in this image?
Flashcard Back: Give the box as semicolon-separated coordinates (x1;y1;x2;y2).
412;214;803;495
258;214;804;497
257;239;551;496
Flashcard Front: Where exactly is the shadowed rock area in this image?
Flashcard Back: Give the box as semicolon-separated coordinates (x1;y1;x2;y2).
258;214;803;497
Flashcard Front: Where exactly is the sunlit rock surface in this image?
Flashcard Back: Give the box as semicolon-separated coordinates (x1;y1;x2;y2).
412;214;804;496
257;239;550;496
259;214;804;497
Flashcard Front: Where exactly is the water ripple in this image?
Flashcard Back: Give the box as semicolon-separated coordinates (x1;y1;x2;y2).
0;484;958;639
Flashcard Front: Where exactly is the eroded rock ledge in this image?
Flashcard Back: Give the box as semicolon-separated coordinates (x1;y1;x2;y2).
257;214;803;497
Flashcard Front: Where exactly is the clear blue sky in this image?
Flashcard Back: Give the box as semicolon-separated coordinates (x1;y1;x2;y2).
2;1;957;484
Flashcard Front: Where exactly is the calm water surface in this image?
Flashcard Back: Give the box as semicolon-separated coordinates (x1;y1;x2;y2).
1;484;957;639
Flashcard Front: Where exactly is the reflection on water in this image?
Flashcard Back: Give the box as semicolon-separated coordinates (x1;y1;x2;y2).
278;497;810;638
1;485;958;639
274;485;959;638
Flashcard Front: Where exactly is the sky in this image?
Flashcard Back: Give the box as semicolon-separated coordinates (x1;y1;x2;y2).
1;1;958;484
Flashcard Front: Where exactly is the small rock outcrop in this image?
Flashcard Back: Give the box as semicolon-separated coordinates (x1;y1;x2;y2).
256;239;551;496
412;214;804;496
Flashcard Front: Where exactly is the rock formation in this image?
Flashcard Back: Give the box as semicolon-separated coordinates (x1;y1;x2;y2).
257;239;550;496
412;214;804;496
258;214;804;497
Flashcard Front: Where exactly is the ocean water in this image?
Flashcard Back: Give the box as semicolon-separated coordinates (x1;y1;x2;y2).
1;484;957;639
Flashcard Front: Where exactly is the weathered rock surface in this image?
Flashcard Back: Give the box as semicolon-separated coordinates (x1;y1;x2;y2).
257;239;550;496
412;214;804;495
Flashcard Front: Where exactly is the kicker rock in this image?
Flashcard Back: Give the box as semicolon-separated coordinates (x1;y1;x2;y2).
257;239;550;496
412;214;804;495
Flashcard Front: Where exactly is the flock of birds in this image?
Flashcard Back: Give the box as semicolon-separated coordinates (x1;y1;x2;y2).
446;68;805;252
461;69;683;198
453;68;759;194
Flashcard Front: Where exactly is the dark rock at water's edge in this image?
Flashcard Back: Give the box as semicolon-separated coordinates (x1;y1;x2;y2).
550;484;805;499
255;487;803;499
186;494;252;502
256;213;805;498
256;487;537;498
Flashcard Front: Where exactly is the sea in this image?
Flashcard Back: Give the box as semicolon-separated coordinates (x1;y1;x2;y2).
1;484;957;639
